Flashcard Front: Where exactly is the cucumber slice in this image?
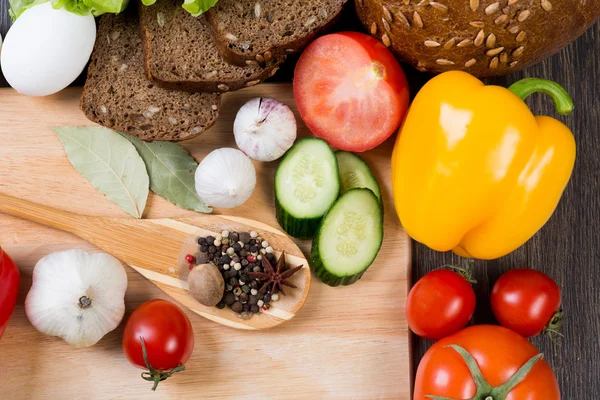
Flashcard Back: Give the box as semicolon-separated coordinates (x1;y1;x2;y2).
336;151;381;202
275;138;340;238
311;188;383;286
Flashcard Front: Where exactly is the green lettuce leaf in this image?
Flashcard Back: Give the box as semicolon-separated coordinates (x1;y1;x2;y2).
10;0;129;21
181;0;218;16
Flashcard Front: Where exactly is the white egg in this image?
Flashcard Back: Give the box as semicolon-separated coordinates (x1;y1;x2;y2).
0;2;96;96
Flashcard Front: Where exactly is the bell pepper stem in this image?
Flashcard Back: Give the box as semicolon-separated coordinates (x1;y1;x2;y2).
508;78;574;115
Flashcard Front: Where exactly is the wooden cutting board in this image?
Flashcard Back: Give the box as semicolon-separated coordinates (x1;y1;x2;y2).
0;84;411;400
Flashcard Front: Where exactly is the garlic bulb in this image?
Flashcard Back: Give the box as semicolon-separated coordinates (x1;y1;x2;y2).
195;148;257;208
233;97;297;162
25;249;128;347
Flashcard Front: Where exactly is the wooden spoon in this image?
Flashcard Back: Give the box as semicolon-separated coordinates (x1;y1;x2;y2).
0;193;311;330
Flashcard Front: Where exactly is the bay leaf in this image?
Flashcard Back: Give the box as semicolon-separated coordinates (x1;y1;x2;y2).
54;126;149;219
121;135;212;213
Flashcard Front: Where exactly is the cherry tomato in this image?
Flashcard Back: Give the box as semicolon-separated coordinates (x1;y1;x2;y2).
0;246;20;339
122;299;194;390
491;268;562;338
293;32;409;152
414;325;560;400
406;269;476;340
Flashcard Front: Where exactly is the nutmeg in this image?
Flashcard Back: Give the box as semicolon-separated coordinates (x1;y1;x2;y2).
188;264;225;307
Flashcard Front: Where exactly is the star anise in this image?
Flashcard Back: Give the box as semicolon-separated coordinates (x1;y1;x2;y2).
248;251;303;296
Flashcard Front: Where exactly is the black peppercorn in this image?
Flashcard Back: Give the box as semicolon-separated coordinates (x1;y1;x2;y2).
198;237;207;245
239;293;249;304
232;256;240;263
249;239;256;246
224;292;235;305
250;280;259;290
250;245;258;253
208;245;217;254
228;277;238;287
244;243;251;250
239;272;250;283
200;244;208;253
220;254;231;265
233;243;242;252
249;295;258;305
241;259;249;267
263;293;272;303
206;236;215;245
248;262;256;269
216;301;226;309
242;304;249;312
231;232;239;242
226;270;237;279
231;301;243;313
239;232;251;244
240;249;248;258
266;253;276;262
250;304;260;313
213;256;220;265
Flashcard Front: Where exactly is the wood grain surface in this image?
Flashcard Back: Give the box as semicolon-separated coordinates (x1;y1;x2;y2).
0;85;411;399
1;2;599;399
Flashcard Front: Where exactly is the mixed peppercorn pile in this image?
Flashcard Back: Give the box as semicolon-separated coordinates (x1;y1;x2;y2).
188;230;302;319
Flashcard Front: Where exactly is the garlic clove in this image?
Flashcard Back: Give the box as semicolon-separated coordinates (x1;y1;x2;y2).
25;249;128;348
195;148;257;209
233;97;297;162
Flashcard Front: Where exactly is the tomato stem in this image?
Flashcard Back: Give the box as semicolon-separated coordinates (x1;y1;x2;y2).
426;345;543;400
544;309;564;340
440;259;477;284
139;337;186;391
489;353;543;399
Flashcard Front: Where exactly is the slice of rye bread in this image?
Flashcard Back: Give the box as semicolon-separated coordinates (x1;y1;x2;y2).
206;0;348;67
80;10;221;141
139;0;285;93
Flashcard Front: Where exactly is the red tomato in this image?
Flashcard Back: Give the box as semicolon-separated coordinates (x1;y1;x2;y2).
414;325;560;400
122;299;194;390
293;32;409;152
491;268;562;338
406;269;475;340
0;246;20;339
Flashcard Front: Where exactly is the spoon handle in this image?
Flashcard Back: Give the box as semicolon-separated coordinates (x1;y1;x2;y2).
0;192;87;235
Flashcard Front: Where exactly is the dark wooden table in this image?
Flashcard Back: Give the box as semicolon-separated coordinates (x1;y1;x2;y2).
1;3;599;398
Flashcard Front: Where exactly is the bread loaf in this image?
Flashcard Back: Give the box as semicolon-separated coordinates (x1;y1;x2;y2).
207;0;348;67
355;0;599;77
81;10;221;141
139;0;285;93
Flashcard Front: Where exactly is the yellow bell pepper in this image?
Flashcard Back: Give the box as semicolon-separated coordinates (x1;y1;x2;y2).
391;71;576;260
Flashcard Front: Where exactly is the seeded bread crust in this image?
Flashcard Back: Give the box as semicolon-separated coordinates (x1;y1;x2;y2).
206;0;348;67
139;0;285;93
355;0;599;77
80;10;221;141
